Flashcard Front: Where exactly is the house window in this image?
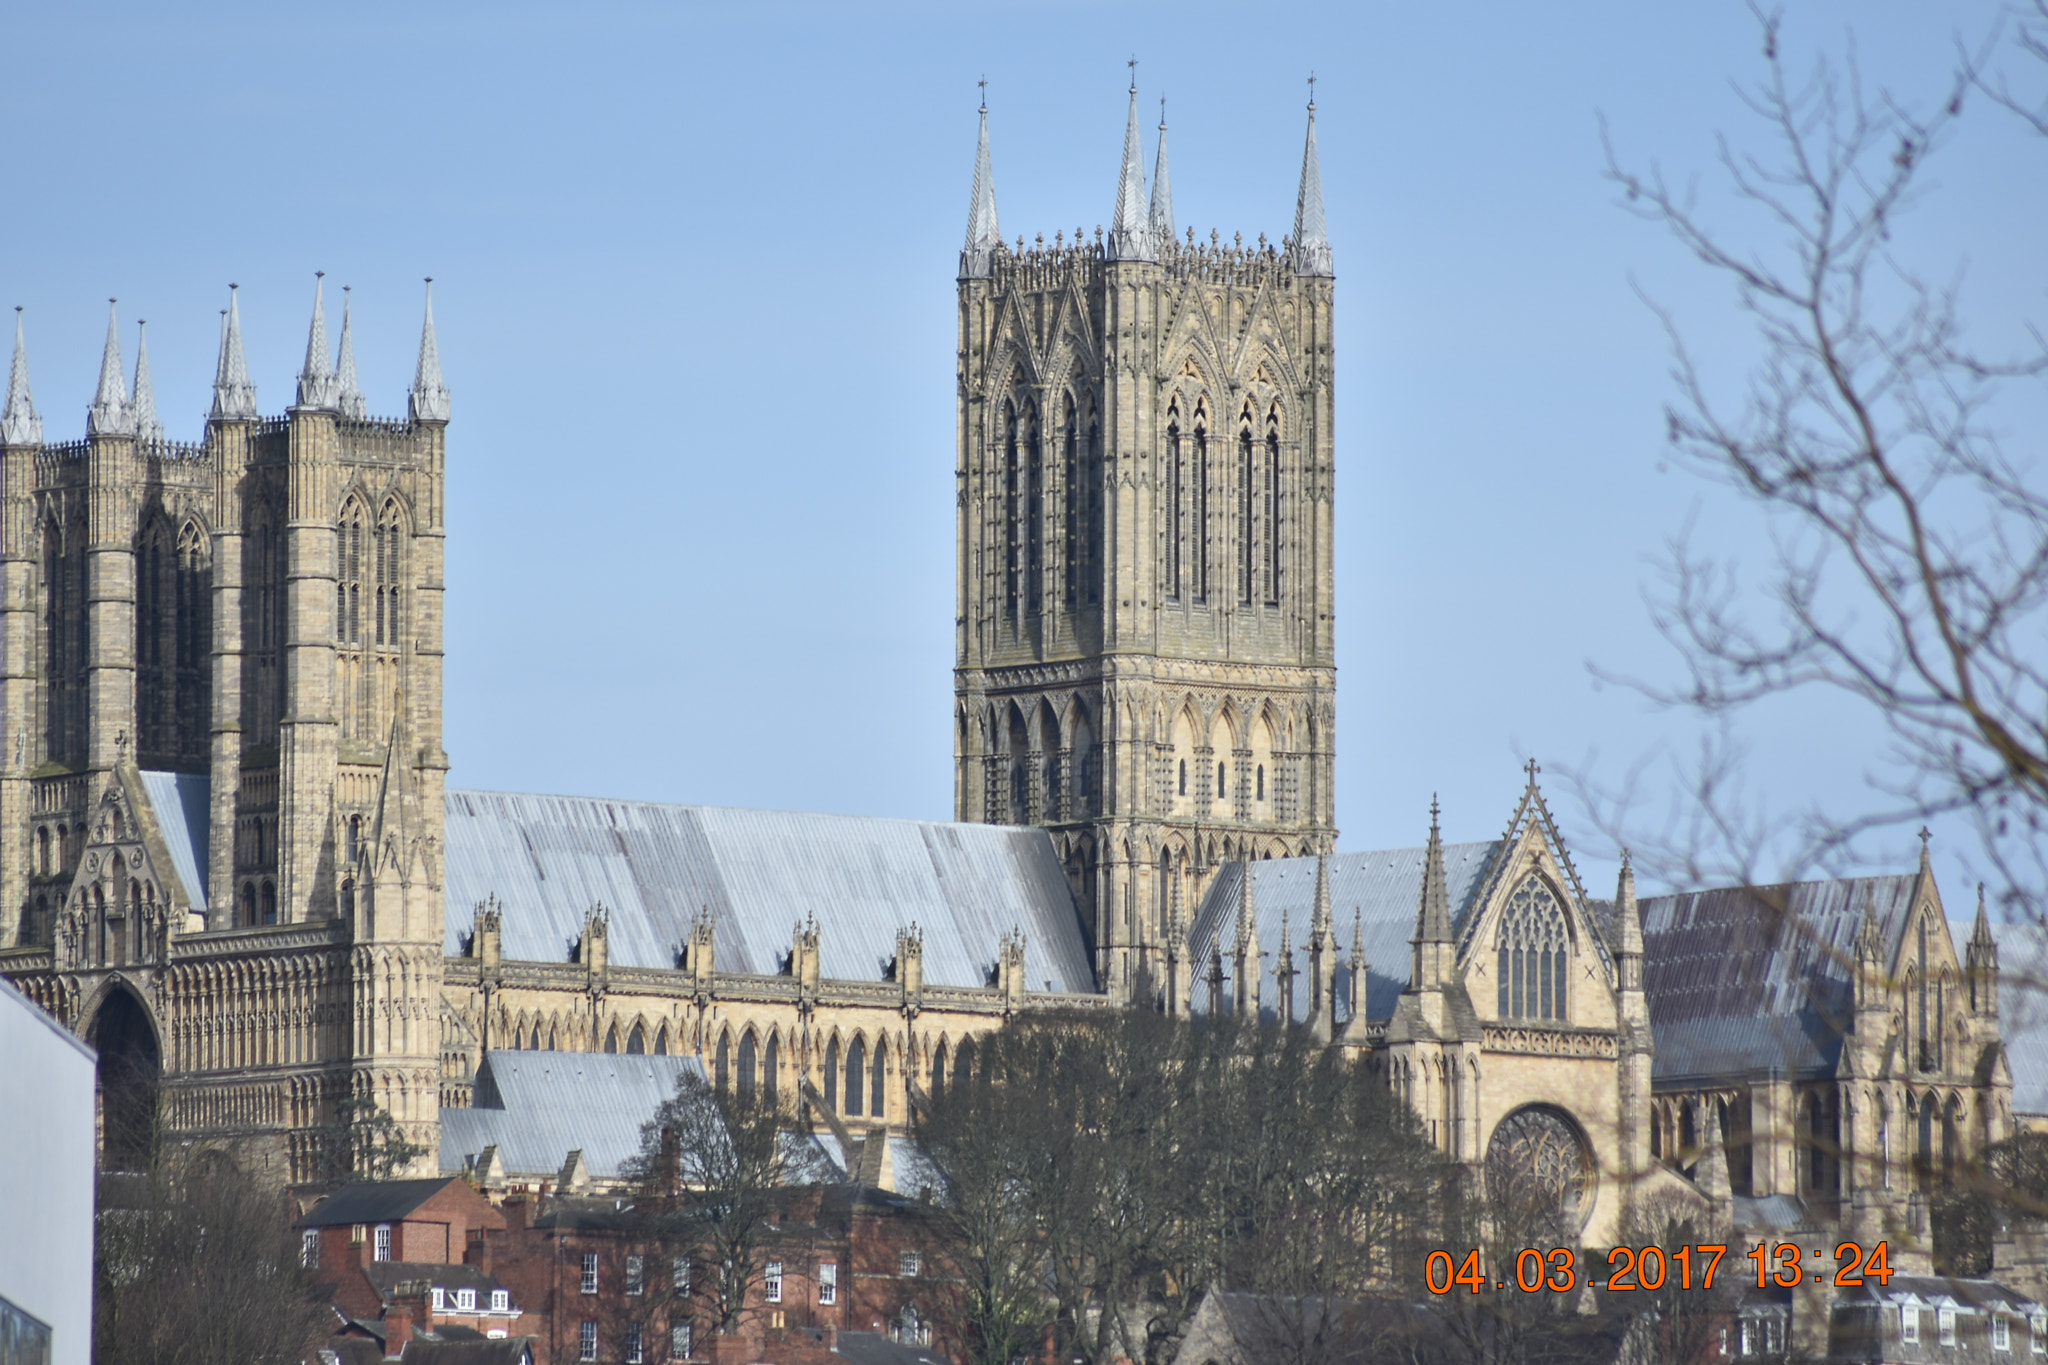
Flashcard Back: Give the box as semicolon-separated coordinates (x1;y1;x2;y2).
455;1288;476;1313
818;1263;837;1306
1903;1306;1920;1344
1997;1313;2012;1351
490;1290;509;1313
764;1261;783;1304
579;1322;597;1362
627;1255;645;1296
626;1323;644;1364
1740;1321;1754;1355
373;1225;392;1262
302;1229;320;1268
899;1250;922;1277
670;1323;692;1360
432;1288;446;1313
1941;1307;1958;1346
673;1257;691;1296
350;1224;366;1245
581;1252;600;1294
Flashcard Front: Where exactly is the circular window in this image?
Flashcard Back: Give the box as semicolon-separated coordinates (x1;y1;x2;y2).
1486;1105;1594;1236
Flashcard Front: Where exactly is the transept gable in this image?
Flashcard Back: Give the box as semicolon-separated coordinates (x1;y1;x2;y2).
1455;774;1609;976
54;768;186;970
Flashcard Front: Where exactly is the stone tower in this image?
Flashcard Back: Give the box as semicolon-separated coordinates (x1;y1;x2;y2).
0;281;449;1177
953;85;1338;1000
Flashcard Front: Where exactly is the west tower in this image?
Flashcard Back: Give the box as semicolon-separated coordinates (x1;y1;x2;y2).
954;85;1338;1000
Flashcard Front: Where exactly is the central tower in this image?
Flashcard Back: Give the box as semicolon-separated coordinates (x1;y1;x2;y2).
954;84;1338;1000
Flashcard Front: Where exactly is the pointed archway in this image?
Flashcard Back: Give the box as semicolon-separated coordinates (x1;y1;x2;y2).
90;985;162;1171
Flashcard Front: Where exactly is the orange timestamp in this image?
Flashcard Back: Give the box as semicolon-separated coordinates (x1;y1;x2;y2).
1423;1241;1895;1295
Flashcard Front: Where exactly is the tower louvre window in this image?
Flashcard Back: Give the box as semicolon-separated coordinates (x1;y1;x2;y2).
1002;402;1021;618
1193;416;1210;602
1024;404;1042;615
1166;411;1183;599
1239;417;1254;605
1265;412;1281;605
1062;393;1080;610
374;501;404;647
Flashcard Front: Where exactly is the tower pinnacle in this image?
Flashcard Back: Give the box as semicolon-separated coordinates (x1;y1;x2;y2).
131;320;162;444
212;284;258;421
1149;97;1175;245
297;272;340;410
88;299;131;436
2;308;41;446
336;285;366;419
1290;85;1332;277
1107;73;1154;263
409;278;450;424
961;92;1002;280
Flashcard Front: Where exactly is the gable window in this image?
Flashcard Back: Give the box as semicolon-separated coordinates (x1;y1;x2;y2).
373;1225;392;1262
1940;1306;1957;1346
817;1262;837;1306
1997;1313;2012;1351
1494;875;1569;1022
455;1288;476;1312
2031;1309;2045;1352
1902;1306;1920;1344
432;1288;447;1313
491;1290;510;1313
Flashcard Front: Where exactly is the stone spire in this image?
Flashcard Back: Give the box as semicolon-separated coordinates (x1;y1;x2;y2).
1615;848;1643;969
1969;883;2000;1015
1106;76;1154;263
336;285;366;419
130;320;162;444
2;308;41;446
1276;909;1296;1024
1148;97;1175;245
88;300;131;436
409;278;450;423
1409;797;1454;993
1234;861;1261;1019
1307;853;1338;1041
211;285;258;421
1290;89;1333;277
297;273;339;410
960;91;1002;280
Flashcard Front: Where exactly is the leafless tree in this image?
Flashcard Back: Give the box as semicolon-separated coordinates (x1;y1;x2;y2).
93;1154;331;1365
1576;3;2048;919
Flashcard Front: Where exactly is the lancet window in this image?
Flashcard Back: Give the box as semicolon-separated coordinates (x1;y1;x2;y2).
337;501;365;645
846;1036;867;1117
1239;413;1255;605
174;522;209;750
1062;393;1080;611
1264;410;1282;606
374;500;404;647
1192;410;1210;602
1166;406;1183;599
1495;875;1569;1021
737;1031;757;1099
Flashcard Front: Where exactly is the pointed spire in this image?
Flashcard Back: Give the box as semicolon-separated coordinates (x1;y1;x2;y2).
1106;72;1155;263
1149;96;1175;245
409;278;450;423
1277;908;1296;1025
960;88;1002;280
1615;847;1643;959
1290;84;1333;277
1311;851;1333;938
211;285;258;421
88;299;131;436
2;309;41;446
297;273;339;409
1235;861;1261;1019
1969;882;1999;970
1416;795;1453;944
335;285;366;419
130;320;162;444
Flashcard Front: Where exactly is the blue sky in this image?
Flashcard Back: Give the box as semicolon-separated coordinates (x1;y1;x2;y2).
6;1;2042;895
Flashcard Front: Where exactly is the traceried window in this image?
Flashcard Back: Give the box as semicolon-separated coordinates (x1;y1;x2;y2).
1495;875;1569;1022
1022;404;1042;615
337;501;364;644
1002;401;1022;617
1486;1106;1593;1235
375;500;404;647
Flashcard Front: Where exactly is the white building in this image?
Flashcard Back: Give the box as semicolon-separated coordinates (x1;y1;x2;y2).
0;972;95;1365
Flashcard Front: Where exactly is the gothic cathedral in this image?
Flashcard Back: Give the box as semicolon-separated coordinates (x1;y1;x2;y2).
954;88;1338;1001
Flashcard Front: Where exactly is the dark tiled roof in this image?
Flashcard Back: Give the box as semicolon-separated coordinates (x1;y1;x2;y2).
831;1331;946;1365
400;1338;534;1365
361;1264;507;1298
299;1179;467;1228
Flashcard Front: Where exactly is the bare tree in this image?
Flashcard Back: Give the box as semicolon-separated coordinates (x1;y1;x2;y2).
301;1097;427;1186
1579;3;2048;915
93;1154;331;1365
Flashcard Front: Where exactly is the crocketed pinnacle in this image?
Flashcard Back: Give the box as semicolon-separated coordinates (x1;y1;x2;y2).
212;285;258;421
336;285;366;419
2;309;41;446
1149;98;1175;244
1290;98;1333;277
1415;795;1453;944
1969;884;1998;973
1311;851;1332;938
88;299;131;436
297;273;339;409
1106;81;1154;262
1615;847;1643;959
960;100;1002;280
409;278;450;423
131;320;163;444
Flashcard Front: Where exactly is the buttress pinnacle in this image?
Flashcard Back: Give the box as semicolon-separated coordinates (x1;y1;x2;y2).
131;320;163;444
88;299;131;436
211;285;258;421
297;273;340;410
1107;78;1154;263
409;278;450;424
336;285;366;419
2;309;41;446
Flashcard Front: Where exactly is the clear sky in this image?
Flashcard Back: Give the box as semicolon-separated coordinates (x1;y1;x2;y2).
6;1;2041;896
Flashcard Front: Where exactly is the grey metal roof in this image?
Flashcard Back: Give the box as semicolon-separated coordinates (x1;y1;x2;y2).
1187;842;1499;1021
1636;874;1920;1082
1731;1194;1808;1231
441;1050;707;1181
298;1177;467;1227
1989;920;2048;1116
442;790;1096;993
140;770;209;910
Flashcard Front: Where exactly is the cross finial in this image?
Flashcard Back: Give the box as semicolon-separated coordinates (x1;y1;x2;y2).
1128;55;1138;92
1159;94;1167;127
1525;756;1541;785
1307;71;1317;109
1919;826;1933;856
978;75;986;111
1430;792;1440;826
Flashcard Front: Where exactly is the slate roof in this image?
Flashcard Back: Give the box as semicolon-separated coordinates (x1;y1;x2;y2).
140;769;209;910
1187;842;1500;1021
1989;920;2048;1116
441;1050;708;1181
361;1264;509;1298
400;1338;533;1365
1633;874;1920;1084
300;1178;468;1228
442;790;1096;993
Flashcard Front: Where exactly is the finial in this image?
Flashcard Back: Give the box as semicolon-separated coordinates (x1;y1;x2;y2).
1307;71;1317;110
297;272;339;409
1525;757;1541;786
336;284;365;419
88;298;131;436
1127;55;1137;92
978;75;986;112
2;305;40;446
131;319;162;444
1430;792;1440;829
1620;846;1632;871
409;276;450;423
212;283;258;421
1918;826;1932;855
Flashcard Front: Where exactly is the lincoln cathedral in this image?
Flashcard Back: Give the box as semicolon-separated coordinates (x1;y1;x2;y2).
1;80;2036;1320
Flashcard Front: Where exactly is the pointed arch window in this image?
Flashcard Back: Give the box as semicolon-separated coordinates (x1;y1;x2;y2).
1265;409;1282;606
1494;875;1568;1021
737;1031;757;1100
1002;401;1022;619
336;501;365;645
953;1038;974;1093
1193;410;1210;602
174;522;209;754
137;519;175;752
1023;404;1043;615
870;1038;887;1118
375;500;404;647
1086;401;1102;606
1166;405;1183;600
628;1024;646;1056
1062;392;1080;611
715;1031;730;1090
824;1037;839;1110
845;1036;866;1117
931;1042;948;1103
1239;412;1255;605
764;1033;779;1106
